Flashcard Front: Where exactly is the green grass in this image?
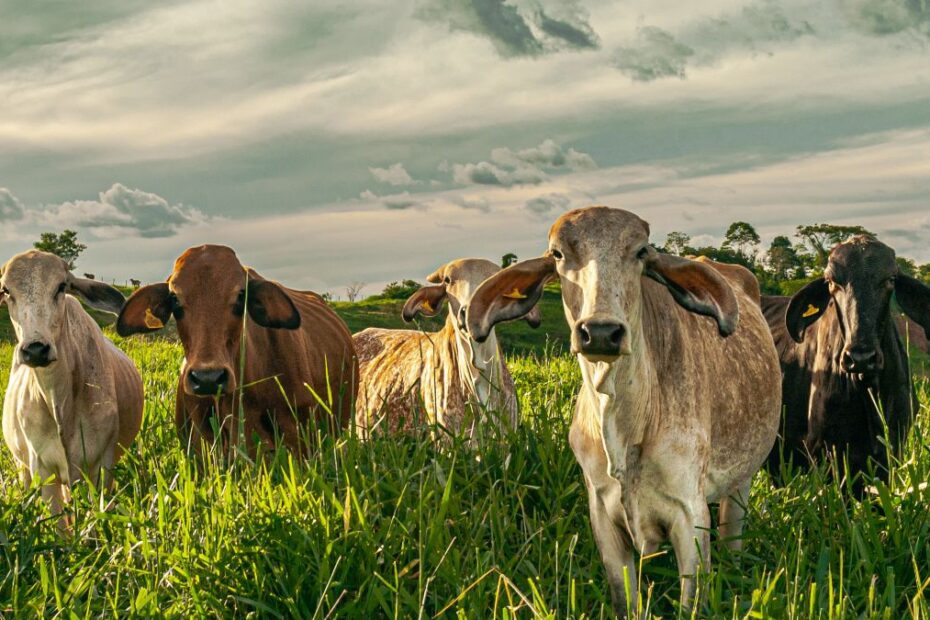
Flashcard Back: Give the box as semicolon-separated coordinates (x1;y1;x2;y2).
0;331;929;618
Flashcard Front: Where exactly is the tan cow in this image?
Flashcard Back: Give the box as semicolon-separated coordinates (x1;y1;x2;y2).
354;258;539;442
1;251;143;528
467;207;780;615
116;245;358;458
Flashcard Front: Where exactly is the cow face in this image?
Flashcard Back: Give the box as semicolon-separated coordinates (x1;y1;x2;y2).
0;251;125;368
467;207;739;363
117;245;300;397
787;235;930;375
402;258;541;338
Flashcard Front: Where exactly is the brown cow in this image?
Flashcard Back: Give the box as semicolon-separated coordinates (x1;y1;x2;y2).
1;251;143;530
354;258;538;442
467;207;781;615
116;245;358;457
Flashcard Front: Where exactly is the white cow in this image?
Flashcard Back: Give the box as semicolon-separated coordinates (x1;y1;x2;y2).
1;251;143;528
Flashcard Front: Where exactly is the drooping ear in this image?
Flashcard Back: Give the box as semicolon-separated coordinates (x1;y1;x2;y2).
644;252;740;337
894;274;930;338
68;276;126;314
425;268;445;284
117;283;173;336
402;285;447;321
467;256;556;343
785;278;831;343
524;303;542;328
246;278;301;329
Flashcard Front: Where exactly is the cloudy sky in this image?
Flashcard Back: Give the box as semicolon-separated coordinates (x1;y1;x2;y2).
2;0;929;295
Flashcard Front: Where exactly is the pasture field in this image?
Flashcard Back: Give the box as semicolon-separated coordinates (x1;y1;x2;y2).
0;332;928;618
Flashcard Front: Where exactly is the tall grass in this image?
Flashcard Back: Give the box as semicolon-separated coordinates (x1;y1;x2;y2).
0;336;928;618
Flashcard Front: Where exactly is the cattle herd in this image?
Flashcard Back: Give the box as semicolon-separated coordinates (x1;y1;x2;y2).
1;205;929;616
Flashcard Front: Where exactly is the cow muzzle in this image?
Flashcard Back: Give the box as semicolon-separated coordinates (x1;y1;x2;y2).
574;319;631;361
186;367;232;396
19;340;56;368
841;345;882;375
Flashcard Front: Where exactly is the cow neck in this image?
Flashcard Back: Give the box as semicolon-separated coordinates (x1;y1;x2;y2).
579;290;659;483
444;314;505;410
28;300;84;430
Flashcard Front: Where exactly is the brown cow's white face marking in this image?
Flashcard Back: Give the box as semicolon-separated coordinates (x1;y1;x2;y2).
1;252;75;367
548;207;651;362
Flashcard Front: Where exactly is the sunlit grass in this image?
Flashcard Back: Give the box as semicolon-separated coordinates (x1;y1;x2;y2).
0;335;928;617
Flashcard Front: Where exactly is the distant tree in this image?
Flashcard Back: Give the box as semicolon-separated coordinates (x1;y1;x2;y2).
380;279;421;300
34;229;86;270
345;281;365;303
321;291;334;303
918;263;930;285
501;252;518;267
722;221;760;261
766;235;803;280
795;223;873;268
896;257;917;277
690;245;754;269
664;231;692;256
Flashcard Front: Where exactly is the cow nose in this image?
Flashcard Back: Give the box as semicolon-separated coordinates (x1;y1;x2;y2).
20;341;53;367
187;368;230;396
842;347;879;373
577;321;627;358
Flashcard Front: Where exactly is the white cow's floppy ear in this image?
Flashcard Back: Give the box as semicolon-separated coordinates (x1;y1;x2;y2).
644;251;739;337
68;275;126;315
403;285;447;321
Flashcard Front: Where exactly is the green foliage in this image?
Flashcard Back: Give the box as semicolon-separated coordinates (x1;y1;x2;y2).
663;231;691;256
0;335;928;617
796;223;873;268
371;279;422;301
33;229;87;270
722;221;761;260
897;256;917;277
501;252;518;267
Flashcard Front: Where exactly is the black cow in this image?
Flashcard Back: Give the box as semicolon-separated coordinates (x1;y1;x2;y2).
763;235;930;490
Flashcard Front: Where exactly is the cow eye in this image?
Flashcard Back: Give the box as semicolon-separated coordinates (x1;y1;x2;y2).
551;249;564;260
636;246;649;260
55;282;66;297
443;276;451;285
233;289;246;315
169;293;185;320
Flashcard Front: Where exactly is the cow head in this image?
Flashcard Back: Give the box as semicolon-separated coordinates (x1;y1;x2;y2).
402;258;541;339
786;235;930;375
467;206;739;362
117;245;300;397
0;251;125;368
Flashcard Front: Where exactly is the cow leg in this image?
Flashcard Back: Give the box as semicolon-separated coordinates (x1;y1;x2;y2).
586;479;638;618
30;452;73;534
669;498;711;610
718;479;751;553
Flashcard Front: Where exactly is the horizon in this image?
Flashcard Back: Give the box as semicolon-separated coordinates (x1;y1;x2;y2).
2;0;929;297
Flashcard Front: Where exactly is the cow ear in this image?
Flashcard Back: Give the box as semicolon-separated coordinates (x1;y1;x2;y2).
644;251;739;337
247;279;301;329
467;256;556;343
68;276;126;315
785;278;830;343
117;283;173;336
524;303;542;328
895;274;930;338
402;285;447;321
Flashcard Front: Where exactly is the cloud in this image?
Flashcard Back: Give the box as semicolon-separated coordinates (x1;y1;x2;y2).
839;0;930;36
613;27;694;82
535;6;600;50
35;183;205;238
525;192;571;215
416;0;599;57
450;195;491;212
612;2;814;82
360;189;427;210
449;138;597;187
369;162;417;186
0;188;24;220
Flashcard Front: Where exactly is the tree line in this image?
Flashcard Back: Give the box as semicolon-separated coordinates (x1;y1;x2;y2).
662;222;930;295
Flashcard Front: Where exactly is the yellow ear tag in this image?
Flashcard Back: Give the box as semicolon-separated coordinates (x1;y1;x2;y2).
502;288;527;300
802;304;820;318
144;308;164;329
421;300;434;313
